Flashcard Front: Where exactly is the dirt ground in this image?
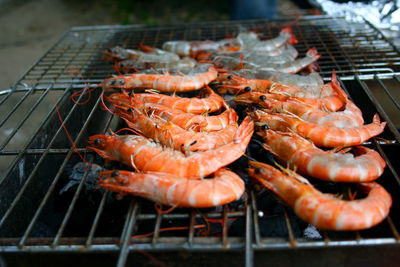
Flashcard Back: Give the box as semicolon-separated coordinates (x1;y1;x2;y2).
0;0;300;90
0;0;120;90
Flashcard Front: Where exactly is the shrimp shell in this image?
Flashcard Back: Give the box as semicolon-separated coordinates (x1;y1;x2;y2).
252;110;386;147
87;116;253;179
114;106;239;152
236;27;298;52
248;161;392;231
106;86;225;114
103;65;218;92
99;168;245;208
132;100;237;132
259;129;386;182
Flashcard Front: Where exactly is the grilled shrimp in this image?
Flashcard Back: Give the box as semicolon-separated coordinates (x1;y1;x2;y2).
106;86;225;114
114;106;239;152
99;168;245;208
130;100;237;132
236;27;298;52
87;116;253;179
259;129;386;182
103;64;218;92
248;161;392;231
252;110;386;147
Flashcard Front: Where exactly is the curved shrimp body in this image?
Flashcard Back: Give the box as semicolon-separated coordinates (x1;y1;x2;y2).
133;101;237;132
88;117;253;179
98;168;245;208
114;106;239;152
267;47;321;74
252;110;386;147
259;129;386;182
248;161;392;231
162;39;238;57
236;27;298;52
103;65;218;92
243;93;364;128
106;86;225;115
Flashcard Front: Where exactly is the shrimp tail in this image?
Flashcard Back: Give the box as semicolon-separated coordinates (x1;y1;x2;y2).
233;116;254;142
281;26;298;45
330;69;349;104
138;44;155;53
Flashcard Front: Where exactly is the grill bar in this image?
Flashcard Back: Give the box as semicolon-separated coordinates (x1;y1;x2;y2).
86;191;110;247
51;156;95;247
117;201;139;267
356;76;400;142
18;89;104;247
1;16;400;267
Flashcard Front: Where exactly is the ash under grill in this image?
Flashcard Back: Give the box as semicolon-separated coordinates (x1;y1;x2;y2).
1;16;400;267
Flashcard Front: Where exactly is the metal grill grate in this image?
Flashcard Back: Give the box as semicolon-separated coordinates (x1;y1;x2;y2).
1;16;400;267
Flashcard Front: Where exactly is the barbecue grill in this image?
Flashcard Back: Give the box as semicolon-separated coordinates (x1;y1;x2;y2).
1;15;400;267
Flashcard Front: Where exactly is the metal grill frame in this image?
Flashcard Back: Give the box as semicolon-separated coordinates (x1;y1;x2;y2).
1;15;400;267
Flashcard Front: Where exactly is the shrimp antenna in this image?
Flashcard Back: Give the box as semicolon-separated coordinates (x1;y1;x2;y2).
154;202;178;214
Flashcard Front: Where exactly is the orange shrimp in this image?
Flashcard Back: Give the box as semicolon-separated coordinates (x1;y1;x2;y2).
106;86;225;114
102;65;218;92
241;94;363;128
248;161;392;231
235;91;346;113
87;117;253;179
217;73;301;95
98;168;244;208
259;128;386;182
113;106;239;152
128;99;237;132
252;110;386;147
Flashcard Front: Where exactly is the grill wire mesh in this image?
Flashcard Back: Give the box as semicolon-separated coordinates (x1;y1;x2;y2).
1;15;400;266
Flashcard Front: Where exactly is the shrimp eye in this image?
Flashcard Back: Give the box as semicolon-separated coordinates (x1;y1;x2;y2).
261;124;269;130
111;170;119;177
127;107;133;112
249;105;257;111
128;91;134;97
119;88;125;93
254;168;263;174
94;138;103;145
227;75;233;80
244;86;251;92
259;95;267;101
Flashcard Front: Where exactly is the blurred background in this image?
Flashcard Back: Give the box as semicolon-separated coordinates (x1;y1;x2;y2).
0;0;305;91
0;0;398;91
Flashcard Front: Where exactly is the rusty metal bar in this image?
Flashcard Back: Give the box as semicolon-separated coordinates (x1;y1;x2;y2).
18;92;105;247
245;196;253;267
116;201;139;267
